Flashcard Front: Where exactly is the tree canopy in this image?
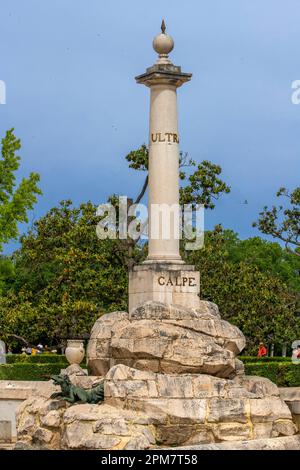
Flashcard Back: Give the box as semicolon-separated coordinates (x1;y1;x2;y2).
0;200;130;347
254;186;300;257
187;227;300;353
1;215;299;353
0;140;299;354
0;129;41;252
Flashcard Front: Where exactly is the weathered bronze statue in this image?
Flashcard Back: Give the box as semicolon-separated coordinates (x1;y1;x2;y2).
50;374;104;404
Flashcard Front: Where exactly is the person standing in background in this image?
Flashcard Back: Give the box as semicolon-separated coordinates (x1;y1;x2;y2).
258;342;267;357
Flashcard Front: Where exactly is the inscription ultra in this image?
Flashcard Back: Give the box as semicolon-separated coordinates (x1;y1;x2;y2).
151;132;179;144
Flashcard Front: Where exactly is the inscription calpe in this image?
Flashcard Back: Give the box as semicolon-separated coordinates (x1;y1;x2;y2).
151;132;179;144
158;276;196;287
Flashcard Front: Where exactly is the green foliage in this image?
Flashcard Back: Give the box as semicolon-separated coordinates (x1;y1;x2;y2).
125;145;230;210
244;362;300;387
180;160;230;209
0;200;129;347
125;145;195;177
2;359;299;385
254;186;300;257
239;356;292;363
125;144;148;171
0;129;42;252
2;219;300;351
0;354;85;380
1;141;299;355
187;226;300;353
0;363;67;381
178;152;196;180
5;354;69;364
225;235;300;292
0;256;15;295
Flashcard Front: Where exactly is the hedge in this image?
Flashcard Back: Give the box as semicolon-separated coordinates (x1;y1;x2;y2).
1;362;298;385
0;363;68;381
5;354;69;364
0;356;299;385
240;356;292;363
244;362;300;387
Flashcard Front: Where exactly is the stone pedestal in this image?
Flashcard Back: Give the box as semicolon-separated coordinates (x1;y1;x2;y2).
0;421;12;443
128;263;200;312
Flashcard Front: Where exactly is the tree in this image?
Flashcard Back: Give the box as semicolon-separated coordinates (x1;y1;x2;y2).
187;226;300;354
254;186;300;257
0;256;15;295
0;141;231;348
179;160;231;209
125;145;231;209
105;145;231;268
0;200;131;347
224;234;300;293
0;129;42;252
1;141;299;352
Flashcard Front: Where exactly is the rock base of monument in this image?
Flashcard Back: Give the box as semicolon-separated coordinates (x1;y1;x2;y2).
15;301;297;450
15;364;296;450
87;301;245;377
167;435;300;450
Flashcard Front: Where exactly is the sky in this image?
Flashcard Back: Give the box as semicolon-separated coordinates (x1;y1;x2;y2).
0;0;299;253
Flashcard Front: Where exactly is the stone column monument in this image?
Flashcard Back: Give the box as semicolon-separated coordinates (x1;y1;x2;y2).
16;23;298;451
129;21;200;312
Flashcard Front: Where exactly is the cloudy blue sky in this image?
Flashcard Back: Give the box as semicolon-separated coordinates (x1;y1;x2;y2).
0;0;299;253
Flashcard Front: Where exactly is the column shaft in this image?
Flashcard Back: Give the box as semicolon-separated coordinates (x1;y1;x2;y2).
147;83;182;263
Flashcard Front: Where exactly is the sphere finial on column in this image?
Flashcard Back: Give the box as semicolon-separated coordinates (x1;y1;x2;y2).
153;19;174;64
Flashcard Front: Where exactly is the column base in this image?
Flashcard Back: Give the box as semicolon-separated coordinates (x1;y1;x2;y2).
128;262;200;313
143;255;185;265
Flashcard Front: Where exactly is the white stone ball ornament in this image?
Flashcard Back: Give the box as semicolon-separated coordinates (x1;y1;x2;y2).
153;20;174;60
153;33;174;55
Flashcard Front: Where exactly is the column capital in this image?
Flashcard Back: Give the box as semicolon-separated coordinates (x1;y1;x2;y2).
135;63;192;88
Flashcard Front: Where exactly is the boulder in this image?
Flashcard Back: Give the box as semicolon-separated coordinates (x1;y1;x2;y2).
87;301;245;378
61;364;103;388
16;397;155;450
87;311;130;376
62;404;155;450
103;364;296;446
16;397;67;449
